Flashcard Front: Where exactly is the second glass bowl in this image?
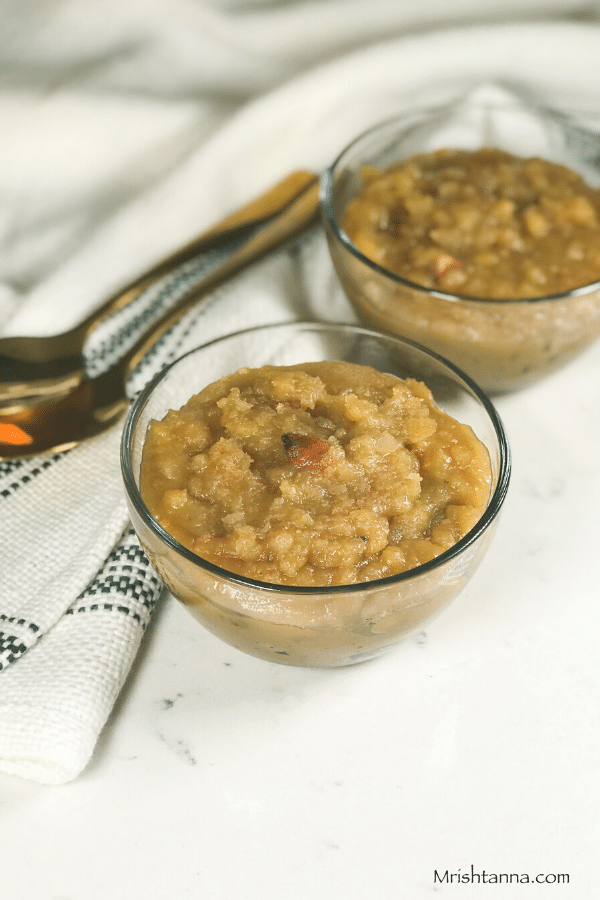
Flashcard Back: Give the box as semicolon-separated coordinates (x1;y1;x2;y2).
321;95;600;394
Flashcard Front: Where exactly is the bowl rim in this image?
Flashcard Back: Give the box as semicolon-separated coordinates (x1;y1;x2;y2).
120;321;511;596
319;102;600;305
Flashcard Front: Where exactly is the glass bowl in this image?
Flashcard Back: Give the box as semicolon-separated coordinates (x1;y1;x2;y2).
320;96;600;394
121;322;510;667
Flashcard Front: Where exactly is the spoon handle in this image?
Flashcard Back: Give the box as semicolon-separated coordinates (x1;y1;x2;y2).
94;175;321;410
81;170;319;343
0;170;319;385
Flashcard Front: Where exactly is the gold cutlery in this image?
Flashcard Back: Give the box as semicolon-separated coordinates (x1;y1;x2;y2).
0;171;320;459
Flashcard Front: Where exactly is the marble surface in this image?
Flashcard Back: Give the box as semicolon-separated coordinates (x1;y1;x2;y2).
1;339;598;898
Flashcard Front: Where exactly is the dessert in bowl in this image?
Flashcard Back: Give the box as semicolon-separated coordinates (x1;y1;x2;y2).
321;95;600;393
121;323;510;667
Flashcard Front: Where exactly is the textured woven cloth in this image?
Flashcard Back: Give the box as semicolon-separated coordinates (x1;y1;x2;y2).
0;214;341;783
0;212;341;782
2;2;600;784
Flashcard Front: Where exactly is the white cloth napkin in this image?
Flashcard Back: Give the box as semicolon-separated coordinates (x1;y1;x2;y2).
2;5;600;784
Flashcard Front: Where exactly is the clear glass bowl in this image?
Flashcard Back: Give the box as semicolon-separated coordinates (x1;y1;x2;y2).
121;322;511;667
321;97;600;394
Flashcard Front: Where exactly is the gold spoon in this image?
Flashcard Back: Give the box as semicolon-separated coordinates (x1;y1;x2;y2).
0;171;321;460
0;170;318;402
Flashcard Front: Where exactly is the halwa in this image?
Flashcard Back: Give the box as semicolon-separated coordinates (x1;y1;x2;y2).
342;147;600;298
140;360;491;587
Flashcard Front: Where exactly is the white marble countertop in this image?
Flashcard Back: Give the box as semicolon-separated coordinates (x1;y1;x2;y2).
2;339;598;898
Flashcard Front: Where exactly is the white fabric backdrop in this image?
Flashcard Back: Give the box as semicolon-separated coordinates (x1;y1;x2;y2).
1;0;599;337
